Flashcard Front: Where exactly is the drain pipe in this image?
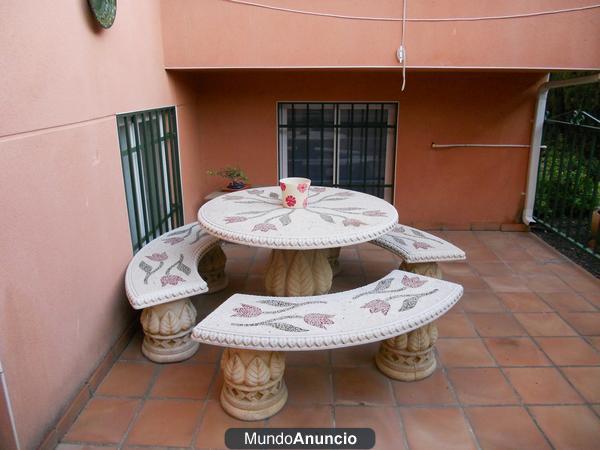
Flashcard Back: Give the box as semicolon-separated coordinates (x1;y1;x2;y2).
0;358;20;449
522;73;600;225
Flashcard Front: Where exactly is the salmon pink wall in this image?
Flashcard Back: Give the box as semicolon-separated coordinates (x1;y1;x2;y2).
0;2;198;448
161;0;600;70
183;71;544;227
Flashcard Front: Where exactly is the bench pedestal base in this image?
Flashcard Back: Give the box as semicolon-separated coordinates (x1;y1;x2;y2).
265;249;332;296
198;245;228;293
140;298;199;363
399;261;442;279
375;322;438;381
220;348;287;421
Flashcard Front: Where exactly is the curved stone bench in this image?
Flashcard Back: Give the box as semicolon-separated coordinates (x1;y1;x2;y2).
371;224;466;278
125;222;228;363
192;269;463;420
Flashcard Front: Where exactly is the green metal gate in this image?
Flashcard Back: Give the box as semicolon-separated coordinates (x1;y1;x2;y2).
533;78;600;259
117;107;184;252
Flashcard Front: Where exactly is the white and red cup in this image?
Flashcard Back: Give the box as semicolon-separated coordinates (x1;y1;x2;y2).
279;177;311;208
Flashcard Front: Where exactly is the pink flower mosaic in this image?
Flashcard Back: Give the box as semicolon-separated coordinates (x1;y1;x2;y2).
160;274;185;287
163;237;184;245
252;223;277;232
224;216;247;223
401;275;427;288
343;218;367;227
361;299;391;315
232;303;262;317
147;252;168;262
303;313;335;329
297;183;308;193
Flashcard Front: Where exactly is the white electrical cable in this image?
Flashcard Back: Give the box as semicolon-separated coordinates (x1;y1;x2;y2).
401;0;407;91
221;0;600;22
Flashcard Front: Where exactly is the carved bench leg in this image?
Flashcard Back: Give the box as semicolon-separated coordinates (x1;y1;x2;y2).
198;244;228;293
375;322;438;381
399;261;442;279
328;247;341;277
140;298;199;363
220;348;287;420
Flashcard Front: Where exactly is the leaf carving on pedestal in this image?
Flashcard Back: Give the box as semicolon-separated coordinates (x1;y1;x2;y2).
428;323;439;345
287;251;315;296
408;327;430;352
179;302;197;330
245;357;270;386
312;250;332;295
159;310;179;335
141;309;161;335
390;333;408;350
265;251;288;296
269;353;285;380
224;353;246;385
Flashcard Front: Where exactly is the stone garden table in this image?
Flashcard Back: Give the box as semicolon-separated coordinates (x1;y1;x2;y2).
198;186;399;296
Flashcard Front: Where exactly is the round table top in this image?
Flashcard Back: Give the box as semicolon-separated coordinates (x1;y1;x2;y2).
198;186;398;249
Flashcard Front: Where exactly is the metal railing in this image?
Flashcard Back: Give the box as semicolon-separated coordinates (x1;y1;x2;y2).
533;110;600;259
117;107;184;252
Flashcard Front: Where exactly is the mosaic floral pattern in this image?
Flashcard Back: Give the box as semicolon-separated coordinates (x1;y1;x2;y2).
390;225;444;250
138;224;203;284
218;187;390;233
227;274;440;332
353;275;438;315
230;299;330;332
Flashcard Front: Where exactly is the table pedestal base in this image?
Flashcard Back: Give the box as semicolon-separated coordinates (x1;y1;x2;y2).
265;249;332;296
198;245;228;293
375;322;438;381
220;348;287;420
327;247;341;277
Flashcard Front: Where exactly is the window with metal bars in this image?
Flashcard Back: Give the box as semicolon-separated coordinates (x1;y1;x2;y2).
117;107;183;252
278;103;397;202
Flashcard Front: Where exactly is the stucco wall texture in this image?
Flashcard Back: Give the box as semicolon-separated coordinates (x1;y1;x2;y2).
161;0;600;70
0;1;196;448
182;71;544;227
0;0;597;448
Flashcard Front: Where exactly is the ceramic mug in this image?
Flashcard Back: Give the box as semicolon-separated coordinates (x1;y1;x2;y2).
279;177;311;208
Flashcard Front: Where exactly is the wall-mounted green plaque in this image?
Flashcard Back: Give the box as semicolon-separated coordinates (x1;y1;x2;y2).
88;0;116;29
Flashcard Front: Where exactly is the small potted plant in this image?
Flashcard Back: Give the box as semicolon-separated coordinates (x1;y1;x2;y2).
207;166;249;191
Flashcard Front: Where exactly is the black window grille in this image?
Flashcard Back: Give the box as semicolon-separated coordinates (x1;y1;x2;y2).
278;103;398;201
117;107;183;252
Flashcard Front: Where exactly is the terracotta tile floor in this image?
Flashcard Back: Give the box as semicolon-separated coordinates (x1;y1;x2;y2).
59;231;600;450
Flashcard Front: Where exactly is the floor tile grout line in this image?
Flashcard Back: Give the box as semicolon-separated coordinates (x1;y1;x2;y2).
393;404;412;450
459;316;522;450
436;361;484;449
190;358;222;448
469;312;556;449
116;362;164;449
553;365;594;406
510;332;584;450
